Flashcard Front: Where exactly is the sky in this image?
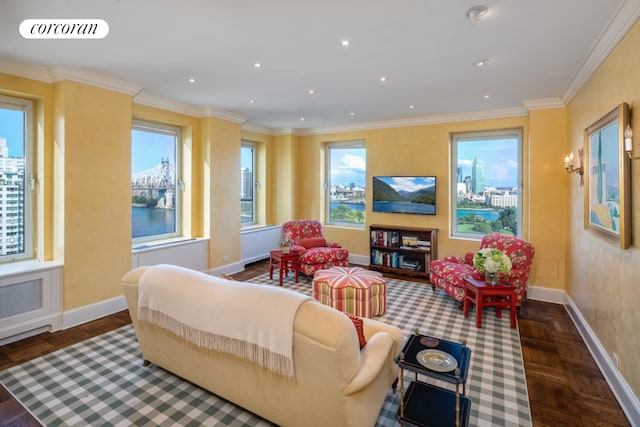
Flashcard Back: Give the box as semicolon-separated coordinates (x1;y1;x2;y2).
457;137;519;187
0;108;26;157
330;147;366;187
132;129;176;173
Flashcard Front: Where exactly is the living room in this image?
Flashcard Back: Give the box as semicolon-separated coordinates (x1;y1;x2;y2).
0;1;639;425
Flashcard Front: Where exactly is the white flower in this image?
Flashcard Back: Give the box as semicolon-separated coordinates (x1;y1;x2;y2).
473;248;512;274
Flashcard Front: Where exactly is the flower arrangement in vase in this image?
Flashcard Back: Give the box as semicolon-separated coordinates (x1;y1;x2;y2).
473;247;512;285
279;239;294;254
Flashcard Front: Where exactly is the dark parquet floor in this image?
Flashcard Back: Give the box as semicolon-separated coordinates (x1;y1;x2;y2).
0;261;631;426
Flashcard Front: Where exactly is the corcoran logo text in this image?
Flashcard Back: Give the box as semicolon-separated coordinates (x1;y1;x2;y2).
19;19;109;39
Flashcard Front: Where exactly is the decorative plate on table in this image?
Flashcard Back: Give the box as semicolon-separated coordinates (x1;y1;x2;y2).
416;349;458;372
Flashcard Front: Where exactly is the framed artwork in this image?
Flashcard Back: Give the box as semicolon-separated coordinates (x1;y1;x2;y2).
584;102;631;249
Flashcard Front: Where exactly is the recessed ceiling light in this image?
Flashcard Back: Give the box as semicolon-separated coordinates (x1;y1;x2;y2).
188;77;196;83
466;5;488;21
474;59;489;68
308;89;315;95
300;117;305;121
484;94;491;99
341;40;350;47
409;105;415;109
249;99;255;104
380;77;388;83
254;62;262;68
349;112;355;116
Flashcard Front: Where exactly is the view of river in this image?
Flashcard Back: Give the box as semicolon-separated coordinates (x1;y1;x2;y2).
132;206;175;238
457;208;500;221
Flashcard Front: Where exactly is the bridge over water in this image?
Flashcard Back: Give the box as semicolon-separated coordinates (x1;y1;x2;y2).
131;159;175;208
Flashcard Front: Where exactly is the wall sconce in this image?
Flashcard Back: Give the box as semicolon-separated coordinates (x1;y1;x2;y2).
564;148;584;175
624;124;639;160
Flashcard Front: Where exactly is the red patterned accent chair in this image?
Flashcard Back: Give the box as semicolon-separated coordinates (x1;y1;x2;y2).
429;233;535;309
281;220;350;279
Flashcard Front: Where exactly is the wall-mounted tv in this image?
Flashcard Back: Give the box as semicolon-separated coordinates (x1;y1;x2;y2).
372;176;436;215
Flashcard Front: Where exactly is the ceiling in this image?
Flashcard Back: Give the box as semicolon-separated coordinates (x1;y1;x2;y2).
1;0;639;133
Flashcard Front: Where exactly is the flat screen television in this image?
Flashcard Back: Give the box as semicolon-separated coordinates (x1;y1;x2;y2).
372;176;436;215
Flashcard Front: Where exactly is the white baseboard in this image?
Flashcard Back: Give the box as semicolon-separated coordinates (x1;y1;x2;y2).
349;253;369;266
565;294;640;426
62;295;127;330
526;284;565;304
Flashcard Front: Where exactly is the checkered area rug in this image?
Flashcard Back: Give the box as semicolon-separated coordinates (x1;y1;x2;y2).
0;273;531;427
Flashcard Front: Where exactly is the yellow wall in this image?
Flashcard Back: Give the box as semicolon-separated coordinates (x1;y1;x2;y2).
54;80;132;309
205;116;242;268
566;18;640;397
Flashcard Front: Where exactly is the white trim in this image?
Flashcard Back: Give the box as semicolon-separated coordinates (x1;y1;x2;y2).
133;93;246;123
349;253;369;266
565;294;640;425
47;64;142;96
522;98;565;111
525;284;565;304
134;92;208;117
561;0;640;105
0;58;50;83
293;107;528;136
208;261;245;277
61;295;127;330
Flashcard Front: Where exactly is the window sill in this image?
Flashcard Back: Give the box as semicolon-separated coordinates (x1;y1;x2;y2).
132;237;205;252
0;260;63;277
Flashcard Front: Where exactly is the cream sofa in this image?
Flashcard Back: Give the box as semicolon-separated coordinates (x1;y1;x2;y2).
122;265;405;427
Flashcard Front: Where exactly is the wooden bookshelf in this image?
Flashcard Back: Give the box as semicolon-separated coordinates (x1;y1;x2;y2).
369;224;437;279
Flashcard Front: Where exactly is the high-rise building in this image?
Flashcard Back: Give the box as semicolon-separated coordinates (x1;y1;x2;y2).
472;157;484;194
241;167;253;199
0;137;25;256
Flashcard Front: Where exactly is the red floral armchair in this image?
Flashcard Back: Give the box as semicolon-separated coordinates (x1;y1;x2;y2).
281;220;349;278
429;233;535;308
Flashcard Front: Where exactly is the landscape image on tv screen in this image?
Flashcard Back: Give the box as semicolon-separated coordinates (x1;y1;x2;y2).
372;176;436;215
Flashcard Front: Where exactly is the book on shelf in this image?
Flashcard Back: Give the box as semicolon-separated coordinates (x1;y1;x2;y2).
401;236;419;248
371;230;401;247
370;249;403;268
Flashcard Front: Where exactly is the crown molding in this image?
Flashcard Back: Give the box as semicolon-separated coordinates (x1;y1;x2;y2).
242;123;277;135
0;58;51;83
292;106;528;136
201;106;246;124
47;64;142;96
561;0;640;105
522;97;565;111
134;92;209;117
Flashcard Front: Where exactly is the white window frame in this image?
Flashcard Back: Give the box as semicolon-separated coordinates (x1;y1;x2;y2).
450;129;523;240
241;141;256;226
131;120;181;243
0;95;34;262
325;141;366;228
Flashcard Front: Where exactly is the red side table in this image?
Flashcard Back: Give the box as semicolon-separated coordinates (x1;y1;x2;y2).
269;249;299;286
463;277;517;328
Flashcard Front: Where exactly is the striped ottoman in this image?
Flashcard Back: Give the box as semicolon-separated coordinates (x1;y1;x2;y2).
312;266;387;317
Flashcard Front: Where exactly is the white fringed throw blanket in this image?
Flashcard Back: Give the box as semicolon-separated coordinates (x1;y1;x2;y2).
137;264;312;378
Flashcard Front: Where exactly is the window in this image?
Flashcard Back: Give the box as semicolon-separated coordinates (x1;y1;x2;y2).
451;129;522;238
326;141;366;226
241;142;256;225
0;95;34;262
131;121;180;241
